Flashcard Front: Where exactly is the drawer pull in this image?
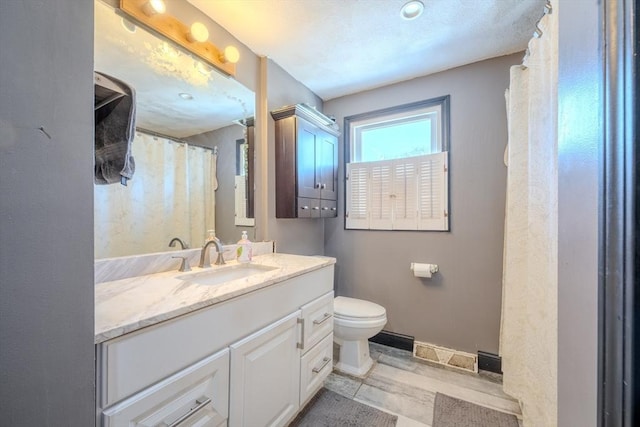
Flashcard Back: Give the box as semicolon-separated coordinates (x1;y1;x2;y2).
313;312;332;325
312;357;331;374
301;206;309;210
297;317;305;350
166;397;211;427
312;206;320;210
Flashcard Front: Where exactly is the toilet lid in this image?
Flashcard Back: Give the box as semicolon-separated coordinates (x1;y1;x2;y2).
334;296;386;319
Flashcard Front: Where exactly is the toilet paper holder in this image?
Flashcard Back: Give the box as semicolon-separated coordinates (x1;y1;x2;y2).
410;263;439;278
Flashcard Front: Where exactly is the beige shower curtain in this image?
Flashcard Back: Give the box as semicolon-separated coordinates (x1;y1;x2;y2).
500;4;557;427
94;132;216;258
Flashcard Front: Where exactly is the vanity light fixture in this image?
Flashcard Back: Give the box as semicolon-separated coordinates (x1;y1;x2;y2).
142;0;166;16
179;92;194;100
187;22;209;43
220;45;240;64
400;0;424;20
120;0;237;77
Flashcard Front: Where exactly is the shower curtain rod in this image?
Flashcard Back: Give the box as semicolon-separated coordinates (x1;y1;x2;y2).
136;127;217;152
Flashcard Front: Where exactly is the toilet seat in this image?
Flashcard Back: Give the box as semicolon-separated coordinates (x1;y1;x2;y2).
334;315;387;329
334;296;386;319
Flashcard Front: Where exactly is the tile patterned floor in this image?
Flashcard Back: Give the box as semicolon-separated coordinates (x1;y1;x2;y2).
325;342;523;427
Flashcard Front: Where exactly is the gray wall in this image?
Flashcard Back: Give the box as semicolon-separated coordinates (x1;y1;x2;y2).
188;124;252;244
324;54;521;354
557;0;601;425
264;59;326;255
0;1;95;425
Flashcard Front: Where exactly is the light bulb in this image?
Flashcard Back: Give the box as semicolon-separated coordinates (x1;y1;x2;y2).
188;22;209;43
220;45;240;64
142;0;166;16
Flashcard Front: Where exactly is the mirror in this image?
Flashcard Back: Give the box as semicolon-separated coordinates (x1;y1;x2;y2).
94;0;255;259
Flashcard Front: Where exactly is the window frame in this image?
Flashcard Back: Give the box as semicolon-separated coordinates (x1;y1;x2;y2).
343;96;451;232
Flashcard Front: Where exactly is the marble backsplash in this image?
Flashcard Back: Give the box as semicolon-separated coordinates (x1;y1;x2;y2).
95;241;275;284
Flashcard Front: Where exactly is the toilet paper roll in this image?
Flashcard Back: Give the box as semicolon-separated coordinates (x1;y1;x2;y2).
410;263;438;278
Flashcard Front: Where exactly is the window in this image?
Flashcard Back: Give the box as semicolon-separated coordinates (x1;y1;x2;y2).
345;96;450;231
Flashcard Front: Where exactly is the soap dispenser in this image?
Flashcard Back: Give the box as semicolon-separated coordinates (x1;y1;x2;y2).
237;231;252;263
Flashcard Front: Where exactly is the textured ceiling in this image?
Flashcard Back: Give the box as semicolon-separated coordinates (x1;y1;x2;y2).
188;0;545;100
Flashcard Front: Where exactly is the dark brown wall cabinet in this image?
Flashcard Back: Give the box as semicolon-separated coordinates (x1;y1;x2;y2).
271;104;339;218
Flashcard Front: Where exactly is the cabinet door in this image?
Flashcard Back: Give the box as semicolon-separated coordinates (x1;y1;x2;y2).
229;311;301;427
317;130;338;201
102;348;229;427
297;119;319;199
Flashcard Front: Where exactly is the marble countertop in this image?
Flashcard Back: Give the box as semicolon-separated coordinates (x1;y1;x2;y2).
95;253;335;344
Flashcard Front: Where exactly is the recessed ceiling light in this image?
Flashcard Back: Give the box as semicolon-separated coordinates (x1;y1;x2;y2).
401;0;424;20
179;93;193;100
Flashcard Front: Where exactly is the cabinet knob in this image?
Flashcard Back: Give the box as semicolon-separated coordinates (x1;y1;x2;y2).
315;183;321;189
331;207;337;211
312;206;320;210
301;206;309;210
320;183;326;189
322;207;329;210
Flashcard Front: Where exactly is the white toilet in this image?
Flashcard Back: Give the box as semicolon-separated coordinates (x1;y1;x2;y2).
333;296;387;376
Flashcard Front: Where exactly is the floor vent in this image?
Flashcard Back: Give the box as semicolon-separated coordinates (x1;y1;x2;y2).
413;341;478;373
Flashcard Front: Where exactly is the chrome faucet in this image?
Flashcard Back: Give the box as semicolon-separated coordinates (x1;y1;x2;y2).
168;237;189;250
199;238;226;268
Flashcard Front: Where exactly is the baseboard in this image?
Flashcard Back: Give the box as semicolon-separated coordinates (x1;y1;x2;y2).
369;330;414;352
477;351;502;374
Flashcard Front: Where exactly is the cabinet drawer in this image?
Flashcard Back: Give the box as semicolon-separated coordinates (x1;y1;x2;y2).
297;197;321;218
300;333;334;406
300;291;334;352
102;348;229;427
320;200;337;218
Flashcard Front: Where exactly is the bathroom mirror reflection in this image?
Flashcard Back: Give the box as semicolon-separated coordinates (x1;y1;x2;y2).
93;1;255;259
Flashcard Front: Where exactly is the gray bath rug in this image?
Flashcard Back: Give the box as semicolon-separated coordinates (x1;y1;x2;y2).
289;388;397;426
432;393;519;427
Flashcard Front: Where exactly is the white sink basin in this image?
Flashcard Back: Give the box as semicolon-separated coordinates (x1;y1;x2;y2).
178;264;278;287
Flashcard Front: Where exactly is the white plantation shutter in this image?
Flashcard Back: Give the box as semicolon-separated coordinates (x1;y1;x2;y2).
346;152;448;231
346;163;370;229
417;152;448;230
392;161;418;230
369;161;393;229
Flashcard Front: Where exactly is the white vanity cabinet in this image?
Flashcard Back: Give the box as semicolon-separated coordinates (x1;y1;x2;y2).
96;264;334;427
